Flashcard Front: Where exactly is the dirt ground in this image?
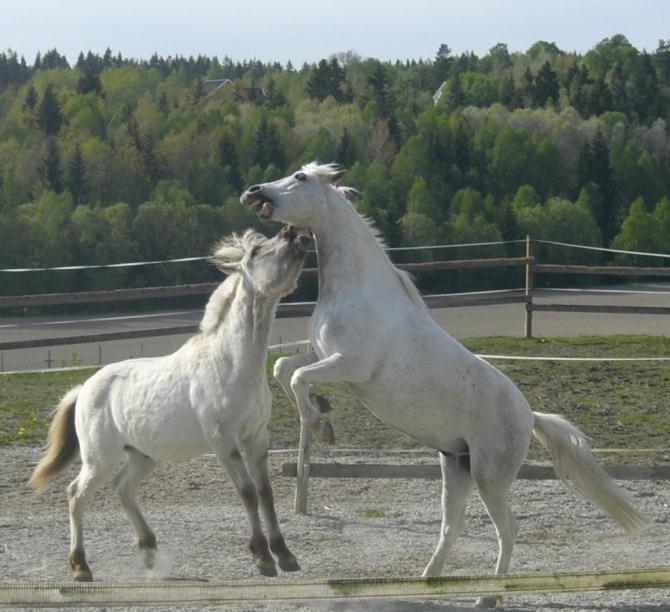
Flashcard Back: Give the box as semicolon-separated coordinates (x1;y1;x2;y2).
1;446;670;611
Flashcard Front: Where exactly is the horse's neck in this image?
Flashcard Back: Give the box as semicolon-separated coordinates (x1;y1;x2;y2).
226;289;276;363
203;278;276;368
313;201;391;297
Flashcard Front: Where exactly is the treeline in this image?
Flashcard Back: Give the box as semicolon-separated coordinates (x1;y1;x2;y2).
1;35;669;298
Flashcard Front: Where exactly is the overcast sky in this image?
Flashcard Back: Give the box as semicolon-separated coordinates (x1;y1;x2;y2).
2;0;668;65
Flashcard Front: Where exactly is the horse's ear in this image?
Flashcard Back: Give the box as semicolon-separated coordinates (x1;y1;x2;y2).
210;243;244;274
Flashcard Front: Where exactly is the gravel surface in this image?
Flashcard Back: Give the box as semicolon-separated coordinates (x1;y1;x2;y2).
1;446;669;611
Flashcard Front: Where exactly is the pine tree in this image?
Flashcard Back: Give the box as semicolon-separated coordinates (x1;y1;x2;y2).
434;43;454;84
36;84;63;136
41;138;63;193
608;62;628;113
189;77;205;104
367;62;392;115
336;128;357;167
219;133;242;190
444;73;465;112
306;58;344;101
140;132;160;185
77;65;102;95
533;61;559;107
252;118;285;170
499;73;517;109
522;67;535;107
158;91;169;114
589;129;617;242
575;139;592;190
23;85;38;110
588;78;612;116
68;142;87;204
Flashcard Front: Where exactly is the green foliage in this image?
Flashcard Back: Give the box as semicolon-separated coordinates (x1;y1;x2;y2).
612;196;670;258
35;83;62;135
516;196;602;262
0;39;669;299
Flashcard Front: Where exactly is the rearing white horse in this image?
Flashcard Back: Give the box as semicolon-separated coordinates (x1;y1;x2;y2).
30;226;310;581
241;163;646;608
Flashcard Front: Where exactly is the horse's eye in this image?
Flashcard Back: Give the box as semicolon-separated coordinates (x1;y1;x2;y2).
250;246;261;258
294;172;307;182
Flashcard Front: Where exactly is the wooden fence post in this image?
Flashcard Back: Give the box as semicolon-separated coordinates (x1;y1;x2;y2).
294;424;312;514
524;236;534;338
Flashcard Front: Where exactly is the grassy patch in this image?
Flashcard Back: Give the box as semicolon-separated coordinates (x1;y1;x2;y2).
2;337;669;458
0;368;97;445
361;508;385;519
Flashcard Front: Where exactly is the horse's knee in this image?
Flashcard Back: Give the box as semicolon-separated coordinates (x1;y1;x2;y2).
273;357;293;384
290;371;318;420
289;368;304;393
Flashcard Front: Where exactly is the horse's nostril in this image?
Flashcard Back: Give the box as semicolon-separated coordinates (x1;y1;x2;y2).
248;185;262;193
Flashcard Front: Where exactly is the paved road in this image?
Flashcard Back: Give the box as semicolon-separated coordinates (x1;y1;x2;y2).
1;283;668;372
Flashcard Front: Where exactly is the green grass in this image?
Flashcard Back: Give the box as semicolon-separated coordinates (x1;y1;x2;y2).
361;508;386;519
2;336;669;460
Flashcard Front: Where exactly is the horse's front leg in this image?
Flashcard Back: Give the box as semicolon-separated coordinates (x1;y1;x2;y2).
245;429;300;572
211;432;276;577
274;352;334;443
290;353;372;513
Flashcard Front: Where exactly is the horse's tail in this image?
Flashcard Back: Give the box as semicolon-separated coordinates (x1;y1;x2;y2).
532;411;646;534
29;386;82;492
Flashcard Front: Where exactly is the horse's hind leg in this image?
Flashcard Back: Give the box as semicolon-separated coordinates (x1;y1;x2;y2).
422;451;474;578
67;461;114;581
472;464;519;608
245;429;300;572
112;447;157;567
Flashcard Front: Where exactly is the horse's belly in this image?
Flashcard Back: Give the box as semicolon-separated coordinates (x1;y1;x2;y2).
125;410;210;462
350;380;470;451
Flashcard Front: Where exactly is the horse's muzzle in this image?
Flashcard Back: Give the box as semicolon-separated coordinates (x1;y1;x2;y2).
241;189;274;219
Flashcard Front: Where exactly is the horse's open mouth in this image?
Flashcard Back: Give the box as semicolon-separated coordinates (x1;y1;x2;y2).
245;197;274;219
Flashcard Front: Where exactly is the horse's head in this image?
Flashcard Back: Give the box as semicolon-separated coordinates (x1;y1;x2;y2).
210;226;311;298
240;162;346;227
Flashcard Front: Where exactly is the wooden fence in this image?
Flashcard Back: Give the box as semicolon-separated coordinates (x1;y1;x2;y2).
1;237;669;352
3;567;670;606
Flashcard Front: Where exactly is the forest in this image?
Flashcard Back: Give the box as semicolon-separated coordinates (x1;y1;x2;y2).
0;35;669;298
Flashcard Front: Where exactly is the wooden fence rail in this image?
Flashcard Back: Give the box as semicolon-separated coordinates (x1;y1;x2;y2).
0;258;529;309
282;462;670;481
522;237;670;338
283;458;670;514
1;237;669;350
3;567;670;606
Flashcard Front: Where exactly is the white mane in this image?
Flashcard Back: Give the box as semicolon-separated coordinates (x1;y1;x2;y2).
199;274;241;334
199;230;267;334
302;162;427;312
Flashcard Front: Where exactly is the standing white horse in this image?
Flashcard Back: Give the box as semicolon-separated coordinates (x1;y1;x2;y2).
30;226;310;581
241;163;646;607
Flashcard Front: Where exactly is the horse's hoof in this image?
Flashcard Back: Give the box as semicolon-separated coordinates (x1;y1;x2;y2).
474;595;500;608
142;548;156;570
256;559;278;577
278;555;301;572
73;569;93;582
319;421;335;445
